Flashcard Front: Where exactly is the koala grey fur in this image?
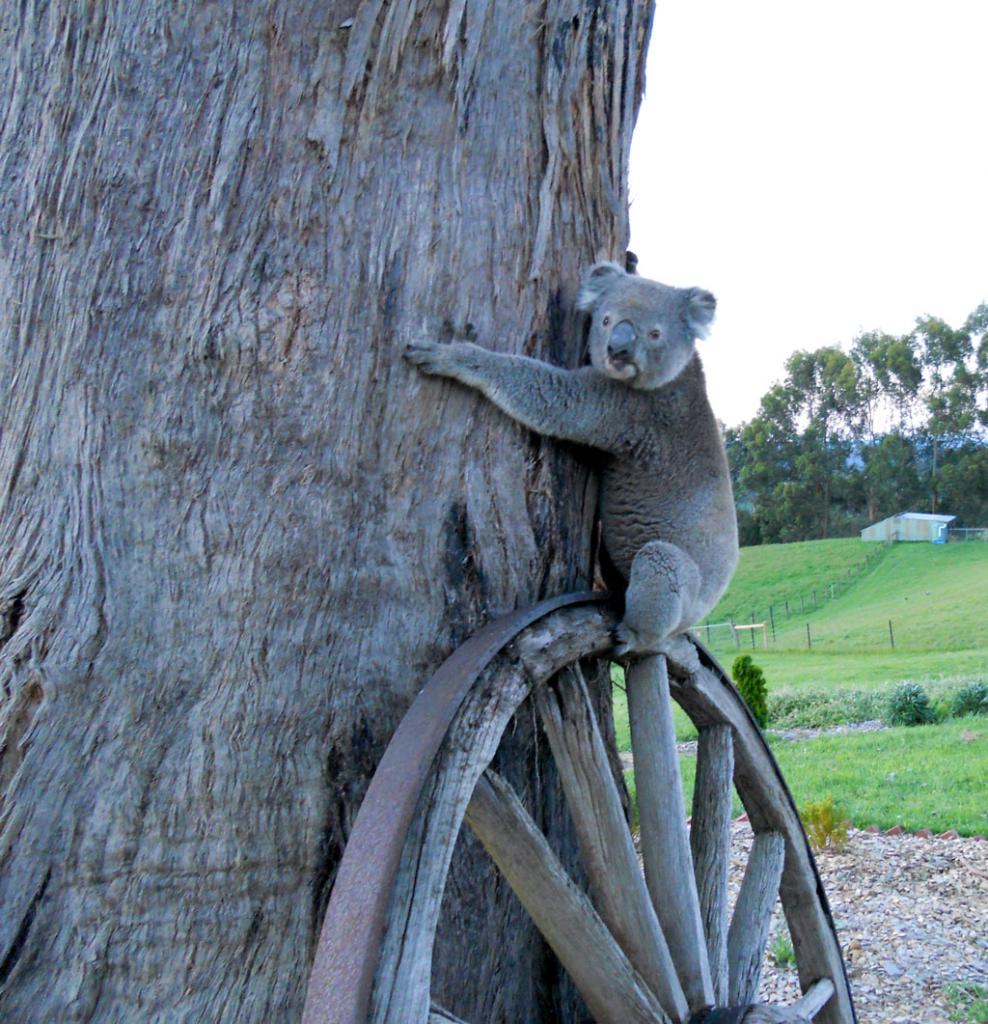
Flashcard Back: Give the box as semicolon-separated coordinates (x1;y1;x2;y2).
404;260;739;657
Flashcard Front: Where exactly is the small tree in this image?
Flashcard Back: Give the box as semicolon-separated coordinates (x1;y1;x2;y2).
732;654;769;728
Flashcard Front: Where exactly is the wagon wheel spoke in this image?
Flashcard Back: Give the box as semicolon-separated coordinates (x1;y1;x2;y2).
794;978;836;1018
626;654;714;1011
465;770;672;1024
727;830;786;1006
535;665;688;1021
690;723;735;1004
744;979;837;1023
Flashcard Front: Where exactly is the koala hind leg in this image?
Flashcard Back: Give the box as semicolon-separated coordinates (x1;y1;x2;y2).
613;540;702;657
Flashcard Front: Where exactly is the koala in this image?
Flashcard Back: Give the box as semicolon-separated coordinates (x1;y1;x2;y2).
404;260;738;657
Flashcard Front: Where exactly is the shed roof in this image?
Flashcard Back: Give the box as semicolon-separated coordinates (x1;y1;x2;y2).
896;512;956;522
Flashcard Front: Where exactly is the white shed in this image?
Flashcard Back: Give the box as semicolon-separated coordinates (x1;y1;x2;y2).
860;512;956;543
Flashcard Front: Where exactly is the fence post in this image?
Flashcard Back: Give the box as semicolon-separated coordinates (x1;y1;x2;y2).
785;599;790;619
800;595;805;614
806;623;812;649
769;605;776;642
888;619;895;650
813;590;817;609
750;611;756;650
706;622;711;646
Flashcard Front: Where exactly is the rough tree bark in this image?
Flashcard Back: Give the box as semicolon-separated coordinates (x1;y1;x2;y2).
0;3;652;1021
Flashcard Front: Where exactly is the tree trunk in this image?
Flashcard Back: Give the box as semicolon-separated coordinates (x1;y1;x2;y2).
0;3;651;1021
930;436;940;513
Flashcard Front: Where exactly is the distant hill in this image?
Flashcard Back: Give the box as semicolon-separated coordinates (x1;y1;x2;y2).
707;539;988;653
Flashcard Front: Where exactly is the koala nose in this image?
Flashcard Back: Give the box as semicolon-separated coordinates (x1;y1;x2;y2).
607;320;637;356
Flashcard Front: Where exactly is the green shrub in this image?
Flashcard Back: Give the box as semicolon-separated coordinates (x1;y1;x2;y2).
950;682;988;719
801;795;849;852
767;688;885;729
885;682;936;726
732;655;768;728
768;930;796;967
932;698;953;723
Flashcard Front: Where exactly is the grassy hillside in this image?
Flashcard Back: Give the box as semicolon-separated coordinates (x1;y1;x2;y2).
699;537;988;688
707;537;884;625
781;542;988;651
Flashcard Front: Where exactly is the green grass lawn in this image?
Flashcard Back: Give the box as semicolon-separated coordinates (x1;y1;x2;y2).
654;719;988;837
766;718;988;836
742;648;988;691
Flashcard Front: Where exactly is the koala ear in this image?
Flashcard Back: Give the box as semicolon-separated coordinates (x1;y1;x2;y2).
684;287;717;339
575;261;626;312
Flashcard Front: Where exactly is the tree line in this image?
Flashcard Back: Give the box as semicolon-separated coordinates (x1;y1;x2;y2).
726;302;988;545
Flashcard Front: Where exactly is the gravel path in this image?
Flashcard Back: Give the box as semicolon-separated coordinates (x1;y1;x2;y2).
621;726;986;1019
730;822;988;1022
661;721;890;759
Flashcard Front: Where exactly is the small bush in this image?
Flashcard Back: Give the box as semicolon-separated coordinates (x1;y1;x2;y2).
732;655;769;728
768;930;796;967
801;795;849;852
885;682;936;726
950;682;988;719
767;688;884;729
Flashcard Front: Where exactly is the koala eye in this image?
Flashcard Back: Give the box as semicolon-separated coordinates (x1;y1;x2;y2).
648;328;661;340
601;315;611;327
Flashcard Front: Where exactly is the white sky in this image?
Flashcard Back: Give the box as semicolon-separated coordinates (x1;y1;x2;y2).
629;0;988;428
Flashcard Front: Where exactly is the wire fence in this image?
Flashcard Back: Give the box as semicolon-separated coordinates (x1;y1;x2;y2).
696;615;903;655
696;542;894;655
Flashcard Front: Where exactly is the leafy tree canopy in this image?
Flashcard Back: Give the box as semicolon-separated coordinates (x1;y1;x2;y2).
731;301;988;543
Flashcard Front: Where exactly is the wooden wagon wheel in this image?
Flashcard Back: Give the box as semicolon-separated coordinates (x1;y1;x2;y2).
303;593;856;1024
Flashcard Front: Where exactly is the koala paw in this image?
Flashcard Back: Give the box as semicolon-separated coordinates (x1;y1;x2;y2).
612;622;643;659
403;339;452;376
612;621;669;659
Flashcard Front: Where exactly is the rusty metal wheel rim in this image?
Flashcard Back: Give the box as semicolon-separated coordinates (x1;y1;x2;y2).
303;595;855;1024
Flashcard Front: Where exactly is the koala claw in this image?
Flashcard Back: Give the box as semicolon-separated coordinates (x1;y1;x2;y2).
611;622;642;659
403;339;444;372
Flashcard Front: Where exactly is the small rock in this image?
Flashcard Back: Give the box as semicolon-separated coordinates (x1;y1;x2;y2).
885;825;904;836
